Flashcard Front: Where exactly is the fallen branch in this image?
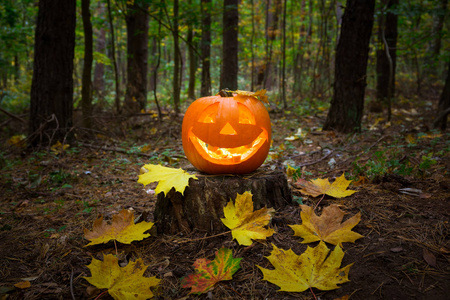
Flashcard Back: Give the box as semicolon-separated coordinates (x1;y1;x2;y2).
297;150;335;168
0;107;27;124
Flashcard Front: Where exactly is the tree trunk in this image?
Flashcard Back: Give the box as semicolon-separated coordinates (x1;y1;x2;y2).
14;55;19;84
172;0;181;114
323;0;375;133
28;0;76;147
154;169;292;234
81;0;93;129
124;0;149;114
220;0;239;91
428;0;448;66
151;24;163;120
293;0;308;99
280;0;287;108
106;0;121;114
200;0;212;96
187;25;196;100
93;1;106;109
263;0;281;90
433;63;450;130
375;0;398;117
250;0;256;91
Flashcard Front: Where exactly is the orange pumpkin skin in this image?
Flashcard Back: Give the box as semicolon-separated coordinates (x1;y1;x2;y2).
182;94;271;174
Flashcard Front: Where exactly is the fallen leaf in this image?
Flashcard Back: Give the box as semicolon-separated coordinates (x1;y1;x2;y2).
334;295;350;300
352;176;368;186
234;89;269;103
390;247;403;253
418;133;442;139
221;191;275;246
84;209;154;246
138;164;198;196
295;173;357;198
286;165;297;177
7;135;26;148
423;248;437;267
405;134;416;144
50;141;69;155
20;276;39;282
0;286;15;294
289;204;363;246
439;247;450;254
86;286;101;297
140;144;152;152
257;242;353;292
84;254;160;300
399;188;422;197
14;281;31;289
181;247;242;294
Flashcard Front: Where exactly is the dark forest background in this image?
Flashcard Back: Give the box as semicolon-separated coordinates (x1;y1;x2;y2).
0;0;449;146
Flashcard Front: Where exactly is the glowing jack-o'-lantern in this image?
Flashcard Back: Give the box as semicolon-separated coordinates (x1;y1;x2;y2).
182;91;271;174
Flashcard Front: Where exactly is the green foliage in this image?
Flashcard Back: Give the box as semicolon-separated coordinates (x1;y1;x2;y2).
419;153;437;172
352;149;414;181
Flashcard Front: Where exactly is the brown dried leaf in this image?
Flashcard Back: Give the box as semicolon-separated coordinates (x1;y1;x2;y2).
295;174;357;198
84;209;154;246
289;204;363;246
423;248;437;267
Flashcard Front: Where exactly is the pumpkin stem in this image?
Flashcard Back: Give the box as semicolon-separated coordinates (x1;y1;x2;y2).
218;89;234;97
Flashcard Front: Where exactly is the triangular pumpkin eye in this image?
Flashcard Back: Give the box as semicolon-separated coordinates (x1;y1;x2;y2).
198;103;219;123
238;103;256;125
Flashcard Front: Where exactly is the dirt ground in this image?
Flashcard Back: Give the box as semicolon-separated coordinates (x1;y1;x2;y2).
0;104;449;300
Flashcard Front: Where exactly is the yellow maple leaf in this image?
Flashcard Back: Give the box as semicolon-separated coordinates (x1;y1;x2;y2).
84;253;160;300
7;135;26;148
234;89;269;103
289;204;363;246
221;191;275;246
257;241;352;292
138;164;198;196
295;173;356;198
50;141;69;155
84;209;154;246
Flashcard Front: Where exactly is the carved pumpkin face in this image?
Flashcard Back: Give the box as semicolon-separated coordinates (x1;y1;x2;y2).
182;94;271;174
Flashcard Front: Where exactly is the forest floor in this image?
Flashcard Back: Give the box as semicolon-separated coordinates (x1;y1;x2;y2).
0;99;449;300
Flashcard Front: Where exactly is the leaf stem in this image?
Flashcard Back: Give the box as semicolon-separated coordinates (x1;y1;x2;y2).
94;290;108;300
310;286;318;300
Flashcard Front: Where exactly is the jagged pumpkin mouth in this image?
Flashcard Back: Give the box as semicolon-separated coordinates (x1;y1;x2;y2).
187;128;269;165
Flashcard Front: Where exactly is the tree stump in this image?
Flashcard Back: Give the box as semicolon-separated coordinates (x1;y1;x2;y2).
153;168;292;235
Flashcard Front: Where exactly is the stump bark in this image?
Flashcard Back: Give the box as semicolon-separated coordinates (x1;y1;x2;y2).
154;168;292;234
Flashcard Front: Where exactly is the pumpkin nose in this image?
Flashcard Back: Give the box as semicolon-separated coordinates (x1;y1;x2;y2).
220;122;238;135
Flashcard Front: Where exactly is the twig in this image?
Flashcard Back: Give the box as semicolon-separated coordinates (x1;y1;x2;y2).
70;268;75;300
367;135;388;152
313;194;326;211
175;231;231;244
297;150;335;168
0;107;26;124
